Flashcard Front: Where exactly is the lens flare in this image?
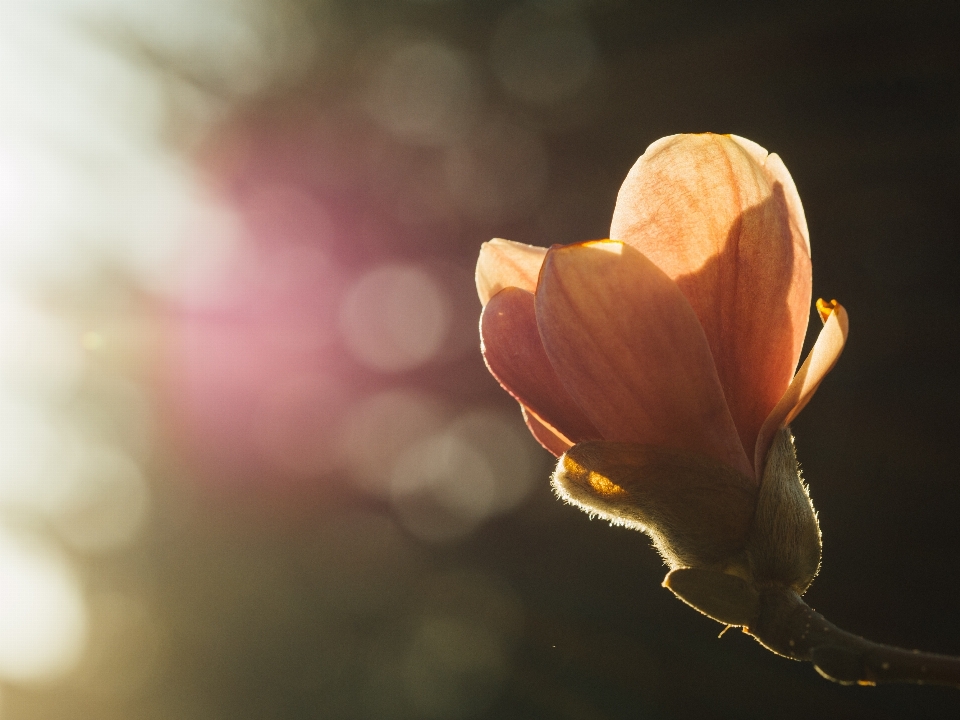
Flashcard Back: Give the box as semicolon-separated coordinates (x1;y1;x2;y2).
340;265;451;373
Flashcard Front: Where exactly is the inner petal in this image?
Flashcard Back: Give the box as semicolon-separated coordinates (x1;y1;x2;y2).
610;134;811;461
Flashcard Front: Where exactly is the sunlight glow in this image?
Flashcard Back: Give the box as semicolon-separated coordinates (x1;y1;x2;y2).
0;529;88;681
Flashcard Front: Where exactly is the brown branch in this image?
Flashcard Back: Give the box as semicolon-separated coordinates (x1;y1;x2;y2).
747;585;960;688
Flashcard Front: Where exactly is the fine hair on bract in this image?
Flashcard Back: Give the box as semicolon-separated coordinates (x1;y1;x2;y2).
552;427;821;597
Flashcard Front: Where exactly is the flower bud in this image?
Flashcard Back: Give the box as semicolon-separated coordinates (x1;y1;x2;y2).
475;134;841;630
743;427;821;594
553;426;822;624
551;442;756;569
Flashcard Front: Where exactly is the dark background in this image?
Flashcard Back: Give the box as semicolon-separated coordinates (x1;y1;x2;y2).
7;0;960;718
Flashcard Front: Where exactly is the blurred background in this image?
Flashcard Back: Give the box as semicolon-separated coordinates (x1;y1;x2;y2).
0;0;958;717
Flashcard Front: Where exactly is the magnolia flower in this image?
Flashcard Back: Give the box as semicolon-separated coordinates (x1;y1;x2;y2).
476;134;848;618
474;135;960;689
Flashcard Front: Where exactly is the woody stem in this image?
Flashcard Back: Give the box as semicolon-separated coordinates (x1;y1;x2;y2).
748;585;960;687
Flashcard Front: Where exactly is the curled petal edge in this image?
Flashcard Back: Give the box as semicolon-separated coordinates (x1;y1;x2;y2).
753;301;849;477
522;407;573;457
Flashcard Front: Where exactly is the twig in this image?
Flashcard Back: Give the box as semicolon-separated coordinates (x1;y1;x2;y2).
748;584;960;688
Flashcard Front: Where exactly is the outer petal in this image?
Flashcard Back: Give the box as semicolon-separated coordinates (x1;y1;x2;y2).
481;286;601;446
753;301;849;476
609;133;812;465
536;241;753;480
476;238;548;306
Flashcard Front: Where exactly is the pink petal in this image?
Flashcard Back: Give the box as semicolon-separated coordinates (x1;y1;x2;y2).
476;238;548;306
481;286;602;445
535;240;753;479
753;301;849;476
609;133;811;465
522;407;572;457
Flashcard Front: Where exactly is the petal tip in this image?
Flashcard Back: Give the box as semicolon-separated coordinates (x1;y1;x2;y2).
475;237;548;306
816;298;839;323
727;134;770;164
